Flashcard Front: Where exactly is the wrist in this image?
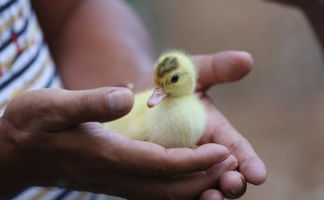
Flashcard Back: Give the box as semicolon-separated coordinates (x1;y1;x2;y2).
298;2;324;49
268;0;323;8
297;1;324;10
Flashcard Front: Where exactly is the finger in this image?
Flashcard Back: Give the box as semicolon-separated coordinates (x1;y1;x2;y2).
4;87;133;131
200;189;223;200
192;51;253;89
199;99;267;185
90;155;237;200
106;133;231;177
48;127;231;178
219;171;246;199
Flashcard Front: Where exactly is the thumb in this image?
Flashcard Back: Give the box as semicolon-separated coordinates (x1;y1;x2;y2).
4;87;133;132
193;51;253;89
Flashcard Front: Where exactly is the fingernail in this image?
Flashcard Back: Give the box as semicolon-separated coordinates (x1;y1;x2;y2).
238;51;252;59
230;176;246;197
107;89;133;114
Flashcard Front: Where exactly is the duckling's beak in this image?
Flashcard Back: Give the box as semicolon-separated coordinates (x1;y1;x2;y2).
147;87;168;108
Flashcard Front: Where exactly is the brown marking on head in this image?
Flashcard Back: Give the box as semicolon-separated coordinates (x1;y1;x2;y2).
157;56;179;78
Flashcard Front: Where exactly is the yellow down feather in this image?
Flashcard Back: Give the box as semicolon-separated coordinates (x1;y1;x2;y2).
104;50;206;148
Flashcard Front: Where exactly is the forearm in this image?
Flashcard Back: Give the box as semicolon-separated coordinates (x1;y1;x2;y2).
299;3;324;49
34;0;156;90
267;0;324;50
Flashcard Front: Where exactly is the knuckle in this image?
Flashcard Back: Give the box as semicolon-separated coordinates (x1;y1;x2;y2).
3;88;65;131
228;137;248;154
6;125;35;150
159;161;170;177
1;113;44;150
0;117;19;156
159;150;172;177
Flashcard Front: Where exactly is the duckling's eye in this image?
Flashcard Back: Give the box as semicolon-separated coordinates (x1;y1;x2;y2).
171;74;179;83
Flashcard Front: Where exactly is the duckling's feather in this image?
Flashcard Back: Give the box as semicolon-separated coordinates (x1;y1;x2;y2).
104;50;206;148
146;94;206;148
104;90;206;148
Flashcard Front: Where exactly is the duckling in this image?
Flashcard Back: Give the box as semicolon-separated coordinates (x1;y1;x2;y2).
104;51;206;148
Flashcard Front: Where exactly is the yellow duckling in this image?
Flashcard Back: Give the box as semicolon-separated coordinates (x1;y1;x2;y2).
104;51;206;148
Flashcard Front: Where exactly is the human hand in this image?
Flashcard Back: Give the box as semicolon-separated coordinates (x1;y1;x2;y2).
192;51;267;199
0;87;237;200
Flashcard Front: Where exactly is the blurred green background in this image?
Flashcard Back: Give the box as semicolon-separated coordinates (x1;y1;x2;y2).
126;0;324;199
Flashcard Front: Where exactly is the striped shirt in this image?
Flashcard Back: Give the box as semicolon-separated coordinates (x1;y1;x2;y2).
0;0;120;199
0;0;61;115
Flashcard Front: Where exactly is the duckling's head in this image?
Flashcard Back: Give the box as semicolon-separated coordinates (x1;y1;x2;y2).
147;51;197;108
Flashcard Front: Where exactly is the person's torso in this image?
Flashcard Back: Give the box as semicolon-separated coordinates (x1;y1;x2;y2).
0;0;61;116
